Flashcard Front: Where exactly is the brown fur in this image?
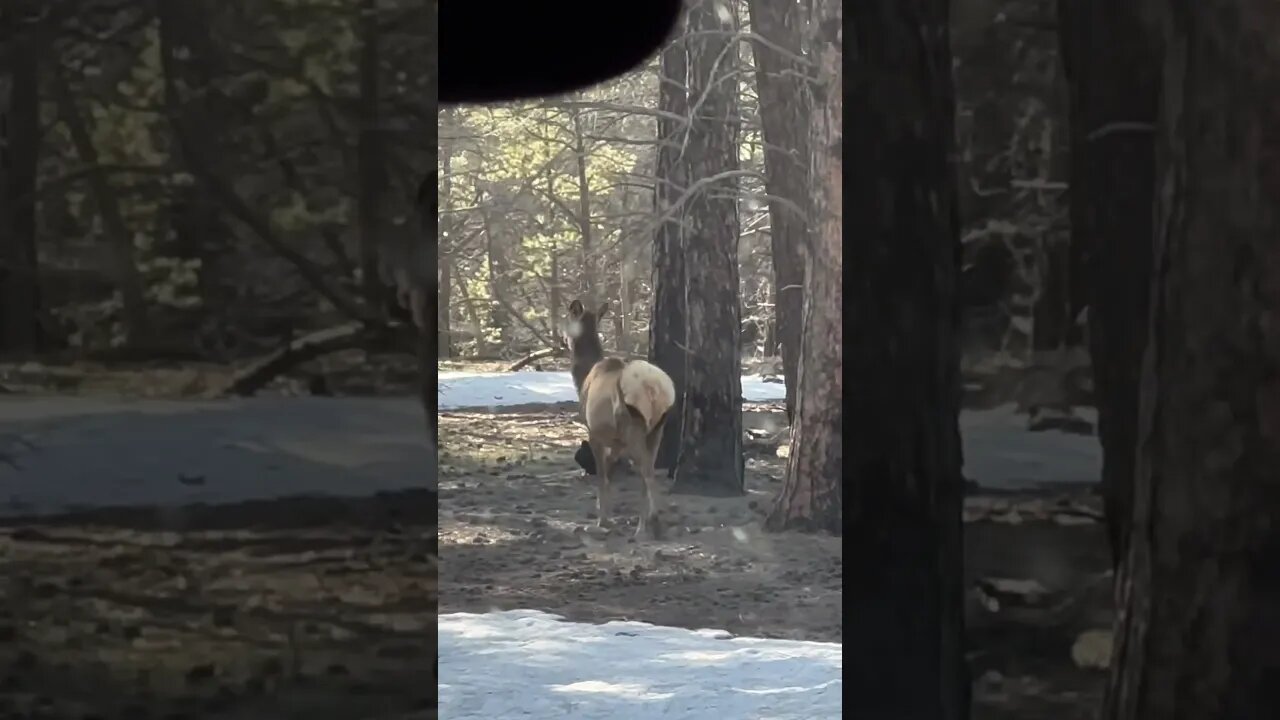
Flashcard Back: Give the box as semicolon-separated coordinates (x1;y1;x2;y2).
567;302;675;539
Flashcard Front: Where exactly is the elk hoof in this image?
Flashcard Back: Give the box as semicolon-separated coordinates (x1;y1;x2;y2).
635;515;663;541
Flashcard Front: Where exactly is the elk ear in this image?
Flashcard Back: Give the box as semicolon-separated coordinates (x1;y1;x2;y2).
597;302;610;319
568;299;584;318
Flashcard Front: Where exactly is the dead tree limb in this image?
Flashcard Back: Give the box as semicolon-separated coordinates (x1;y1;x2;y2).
506;346;561;371
210;322;412;398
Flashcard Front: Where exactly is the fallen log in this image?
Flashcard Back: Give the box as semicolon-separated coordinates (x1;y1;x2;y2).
506;346;561;372
210;321;414;398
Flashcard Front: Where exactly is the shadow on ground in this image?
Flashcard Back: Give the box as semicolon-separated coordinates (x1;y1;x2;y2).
0;396;434;516
438;402;842;644
439;400;1117;720
0;490;436;720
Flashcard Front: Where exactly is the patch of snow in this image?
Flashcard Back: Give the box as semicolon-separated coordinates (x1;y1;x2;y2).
962;404;1100;490
438;372;1100;490
0;395;433;517
437;370;787;409
0;376;1101;517
439;609;841;720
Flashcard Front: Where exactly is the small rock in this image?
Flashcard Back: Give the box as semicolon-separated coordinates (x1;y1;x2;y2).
12;650;37;671
1072;628;1113;670
258;657;284;677
982;577;1049;603
1053;513;1097;526
375;643;422;659
186;663;216;684
211;606;236;628
978;669;1004;686
991;510;1023;525
206;685;237;710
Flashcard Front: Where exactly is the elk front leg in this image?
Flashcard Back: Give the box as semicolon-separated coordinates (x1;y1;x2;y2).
589;440;612;529
636;436;665;540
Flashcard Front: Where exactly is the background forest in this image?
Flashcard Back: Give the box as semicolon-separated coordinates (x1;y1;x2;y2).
437;0;1079;414
0;0;432;385
3;0;1078;421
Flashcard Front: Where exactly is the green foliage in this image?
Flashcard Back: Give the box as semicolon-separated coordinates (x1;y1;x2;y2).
29;0;432;356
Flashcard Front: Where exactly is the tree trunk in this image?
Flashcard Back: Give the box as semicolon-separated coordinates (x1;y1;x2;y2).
0;3;42;354
765;0;840;534
572;110;596;299
438;119;456;359
549;246;562;339
484;225;511;351
415;173;436;445
1058;0;1159;569
155;0;229;332
1032;235;1071;353
478;204;509;353
670;0;744;497
357;0;387;307
1032;54;1076;358
51;74;153;348
618;258;632;354
747;0;808;426
1104;4;1280;718
650;16;690;475
438;252;454;358
845;1;968;718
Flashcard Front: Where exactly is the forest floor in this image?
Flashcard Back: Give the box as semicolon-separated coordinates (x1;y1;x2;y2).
0;492;436;720
1;354;1114;718
438;391;1113;720
0;354;435;720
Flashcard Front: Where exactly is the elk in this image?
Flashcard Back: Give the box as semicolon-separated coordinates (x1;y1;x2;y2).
382;173;435;444
563;299;676;539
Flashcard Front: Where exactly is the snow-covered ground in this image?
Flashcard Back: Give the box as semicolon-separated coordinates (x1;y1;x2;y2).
440;369;1100;491
439;609;841;720
0;369;1099;515
438;369;787;408
0;370;1099;717
0;395;433;517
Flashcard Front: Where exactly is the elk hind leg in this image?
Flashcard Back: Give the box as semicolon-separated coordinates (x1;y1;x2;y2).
635;427;666;540
589;440;612;528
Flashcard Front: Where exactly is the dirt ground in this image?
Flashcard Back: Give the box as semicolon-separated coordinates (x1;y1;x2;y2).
1;356;1116;718
0;492;436;720
1;357;438;719
439;397;1115;720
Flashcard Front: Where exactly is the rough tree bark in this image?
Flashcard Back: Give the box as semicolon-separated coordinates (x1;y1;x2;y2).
357;0;387;307
747;0;808;426
846;1;968;719
650;16;690;475
52;74;154;348
1032;235;1071;353
414;172;435;447
1031;62;1075;357
0;2;42;354
571;110;597;299
156;0;233;323
764;0;840;534
413;3;438;450
670;0;744;497
438;119;455;358
1104;2;1280;718
1058;0;1159;568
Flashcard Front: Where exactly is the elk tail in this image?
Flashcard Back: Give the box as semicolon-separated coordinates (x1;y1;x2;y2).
617;360;677;434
